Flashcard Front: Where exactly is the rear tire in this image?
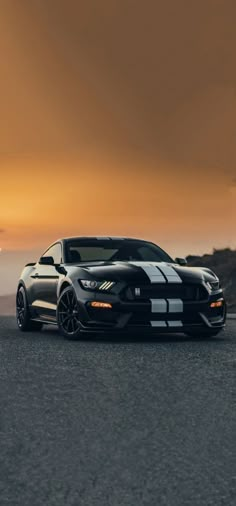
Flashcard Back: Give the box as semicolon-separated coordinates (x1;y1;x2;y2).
16;286;43;332
57;286;82;340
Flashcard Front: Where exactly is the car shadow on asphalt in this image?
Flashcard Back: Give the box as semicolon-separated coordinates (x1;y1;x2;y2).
41;326;226;344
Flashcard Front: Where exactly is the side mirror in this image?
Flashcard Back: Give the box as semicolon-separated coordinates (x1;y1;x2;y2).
175;257;187;266
39;256;54;266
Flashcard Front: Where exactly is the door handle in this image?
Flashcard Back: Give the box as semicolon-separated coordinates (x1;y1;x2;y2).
30;271;40;279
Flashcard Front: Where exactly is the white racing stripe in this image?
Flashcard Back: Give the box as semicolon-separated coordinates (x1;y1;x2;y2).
151;299;167;313
167;321;183;327
150;298;183;313
129;261;182;284
158;264;182;284
167;299;183;313
151;321;167;327
151;320;183;327
129;262;166;283
96;236;125;240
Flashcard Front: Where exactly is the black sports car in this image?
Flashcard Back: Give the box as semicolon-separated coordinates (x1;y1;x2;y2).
16;237;226;339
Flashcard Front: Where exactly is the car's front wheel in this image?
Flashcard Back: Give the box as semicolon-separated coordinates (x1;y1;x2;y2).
16;286;43;332
57;286;82;340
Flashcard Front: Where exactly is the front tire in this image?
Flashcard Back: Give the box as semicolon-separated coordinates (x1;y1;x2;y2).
16;286;43;332
57;287;82;340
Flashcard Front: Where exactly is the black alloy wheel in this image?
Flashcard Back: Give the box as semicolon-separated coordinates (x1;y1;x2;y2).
16;286;43;332
57;287;82;339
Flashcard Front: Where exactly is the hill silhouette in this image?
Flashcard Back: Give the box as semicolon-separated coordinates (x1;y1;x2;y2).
187;248;236;310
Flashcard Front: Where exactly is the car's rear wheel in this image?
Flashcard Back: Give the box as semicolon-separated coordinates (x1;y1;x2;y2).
57;286;82;340
16;286;43;332
185;329;222;338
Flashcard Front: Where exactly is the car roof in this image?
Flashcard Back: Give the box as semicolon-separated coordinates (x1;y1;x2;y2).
60;236;147;242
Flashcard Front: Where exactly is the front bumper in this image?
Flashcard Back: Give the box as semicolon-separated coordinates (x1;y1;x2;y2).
75;288;227;334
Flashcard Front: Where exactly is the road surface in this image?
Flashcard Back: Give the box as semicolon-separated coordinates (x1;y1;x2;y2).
0;317;235;506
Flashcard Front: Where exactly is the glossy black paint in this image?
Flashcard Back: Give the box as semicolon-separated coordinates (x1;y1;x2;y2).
17;237;226;334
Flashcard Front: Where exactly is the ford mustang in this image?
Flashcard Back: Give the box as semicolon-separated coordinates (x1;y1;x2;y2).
16;237;226;339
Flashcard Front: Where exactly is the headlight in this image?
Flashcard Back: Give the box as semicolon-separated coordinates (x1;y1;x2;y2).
80;280;99;289
80;280;115;291
206;280;220;291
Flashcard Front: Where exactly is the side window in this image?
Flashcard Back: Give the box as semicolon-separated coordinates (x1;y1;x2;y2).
42;243;62;264
138;246;160;261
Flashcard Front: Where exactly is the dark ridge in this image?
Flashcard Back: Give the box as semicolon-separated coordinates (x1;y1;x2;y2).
187;248;236;311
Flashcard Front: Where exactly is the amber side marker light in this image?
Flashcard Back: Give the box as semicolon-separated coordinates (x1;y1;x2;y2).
90;302;112;309
210;300;224;308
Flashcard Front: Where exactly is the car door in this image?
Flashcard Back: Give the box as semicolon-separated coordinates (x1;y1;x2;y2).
31;243;62;320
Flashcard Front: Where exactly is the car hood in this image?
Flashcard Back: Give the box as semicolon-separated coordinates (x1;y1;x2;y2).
65;261;218;285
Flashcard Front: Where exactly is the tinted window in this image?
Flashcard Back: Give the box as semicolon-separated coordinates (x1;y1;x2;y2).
65;239;173;263
42;243;62;264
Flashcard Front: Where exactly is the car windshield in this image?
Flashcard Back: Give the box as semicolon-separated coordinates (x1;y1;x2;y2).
65;239;174;264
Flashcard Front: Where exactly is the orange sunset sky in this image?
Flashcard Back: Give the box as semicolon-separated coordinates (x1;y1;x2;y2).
0;0;236;268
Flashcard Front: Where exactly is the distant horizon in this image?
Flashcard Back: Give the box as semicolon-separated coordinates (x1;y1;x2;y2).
0;242;235;297
1;242;236;260
0;233;236;255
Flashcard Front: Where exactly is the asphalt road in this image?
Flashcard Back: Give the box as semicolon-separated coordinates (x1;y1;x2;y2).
0;317;235;506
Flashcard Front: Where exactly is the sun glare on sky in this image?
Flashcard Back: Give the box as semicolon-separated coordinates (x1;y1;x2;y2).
0;1;235;256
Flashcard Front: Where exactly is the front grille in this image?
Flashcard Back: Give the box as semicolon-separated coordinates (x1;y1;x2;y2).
128;312;202;325
126;284;207;302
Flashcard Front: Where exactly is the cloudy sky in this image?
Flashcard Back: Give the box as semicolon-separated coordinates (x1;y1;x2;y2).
0;0;236;291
